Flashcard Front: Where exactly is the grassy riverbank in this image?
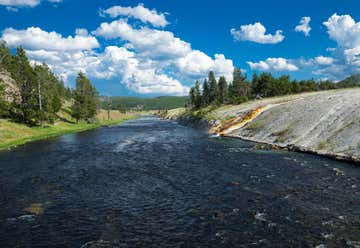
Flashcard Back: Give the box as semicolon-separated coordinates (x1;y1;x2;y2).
0;112;137;150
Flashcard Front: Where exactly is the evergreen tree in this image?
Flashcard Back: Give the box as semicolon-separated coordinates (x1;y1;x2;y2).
299;79;317;92
251;72;259;96
291;80;301;93
193;81;202;109
217;76;228;104
11;47;39;125
273;75;292;96
34;63;64;123
189;87;195;108
0;41;13;71
229;68;250;104
255;72;275;97
71;72;99;122
208;71;218;104
202;79;210;106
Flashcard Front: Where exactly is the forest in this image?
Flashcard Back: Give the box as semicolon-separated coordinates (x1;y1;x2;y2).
189;68;360;110
0;42;99;126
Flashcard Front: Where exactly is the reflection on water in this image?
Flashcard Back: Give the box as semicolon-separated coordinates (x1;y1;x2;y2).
0;117;359;247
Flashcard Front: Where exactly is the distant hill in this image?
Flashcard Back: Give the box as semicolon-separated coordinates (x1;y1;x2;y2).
100;96;188;111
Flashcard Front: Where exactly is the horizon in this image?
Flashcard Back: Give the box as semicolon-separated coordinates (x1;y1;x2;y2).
1;0;360;96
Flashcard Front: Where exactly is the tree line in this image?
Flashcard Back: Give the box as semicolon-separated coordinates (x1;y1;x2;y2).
189;68;360;109
0;42;98;125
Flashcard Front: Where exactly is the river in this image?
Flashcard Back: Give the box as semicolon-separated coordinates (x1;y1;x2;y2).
0;117;359;247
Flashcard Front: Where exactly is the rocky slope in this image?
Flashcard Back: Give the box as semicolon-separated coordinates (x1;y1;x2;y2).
0;68;18;101
169;89;360;163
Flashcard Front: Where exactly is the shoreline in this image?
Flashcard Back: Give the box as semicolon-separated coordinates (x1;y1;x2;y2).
0;115;137;151
167;100;360;165
222;134;360;165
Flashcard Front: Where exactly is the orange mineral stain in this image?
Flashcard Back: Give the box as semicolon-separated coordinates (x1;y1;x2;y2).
217;106;267;136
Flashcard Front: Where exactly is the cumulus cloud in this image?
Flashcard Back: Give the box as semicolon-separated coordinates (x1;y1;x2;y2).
295;16;311;36
24;46;190;95
320;13;360;79
93;18;234;82
100;3;169;28
6;19;233;95
1;4;235;95
230;22;284;44
2;27;100;51
323;13;360;49
175;51;234;80
247;58;298;71
93;19;190;59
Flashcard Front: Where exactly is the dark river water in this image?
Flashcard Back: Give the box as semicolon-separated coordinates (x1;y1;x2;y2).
0;117;359;248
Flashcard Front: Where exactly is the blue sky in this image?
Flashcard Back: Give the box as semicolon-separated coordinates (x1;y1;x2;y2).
1;0;360;96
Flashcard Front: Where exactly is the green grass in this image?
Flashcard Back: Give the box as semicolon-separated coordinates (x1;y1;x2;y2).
245;120;263;130
0;114;136;150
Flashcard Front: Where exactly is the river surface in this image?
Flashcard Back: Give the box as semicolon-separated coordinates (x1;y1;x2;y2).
0;117;359;247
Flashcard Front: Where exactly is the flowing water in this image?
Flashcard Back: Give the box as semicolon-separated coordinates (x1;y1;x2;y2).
0;117;359;247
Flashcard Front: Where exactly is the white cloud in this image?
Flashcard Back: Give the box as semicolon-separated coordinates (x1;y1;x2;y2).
99;46;189;95
100;3;168;28
35;46;189;95
247;57;298;71
0;0;39;7
230;22;284;44
2;27;100;51
93;19;190;59
93;18;234;82
323;13;360;49
314;56;334;65
0;0;61;9
25;49;62;62
213;54;234;81
176;50;214;76
2;8;234;95
295;16;311;36
320;13;360;79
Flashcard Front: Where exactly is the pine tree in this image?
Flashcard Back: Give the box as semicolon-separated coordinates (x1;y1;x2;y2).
12;47;39;124
208;71;218;104
189;87;195;108
229;68;250;104
193;81;202;109
202;79;210;106
251;72;260;97
71;72;99;122
0;41;12;71
291;80;301;93
256;73;275;97
218;76;228;104
34;63;64;123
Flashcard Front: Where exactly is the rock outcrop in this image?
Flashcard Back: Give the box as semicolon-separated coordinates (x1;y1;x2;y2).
0;69;19;102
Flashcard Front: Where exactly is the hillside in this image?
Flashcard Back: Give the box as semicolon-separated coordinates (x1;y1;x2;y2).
101;96;188;111
169;88;360;163
0;66;136;150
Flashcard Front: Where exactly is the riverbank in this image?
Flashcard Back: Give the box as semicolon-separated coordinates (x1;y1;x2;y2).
0;113;137;151
166;88;360;164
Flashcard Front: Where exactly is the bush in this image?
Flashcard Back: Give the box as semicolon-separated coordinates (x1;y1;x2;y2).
230;96;248;104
